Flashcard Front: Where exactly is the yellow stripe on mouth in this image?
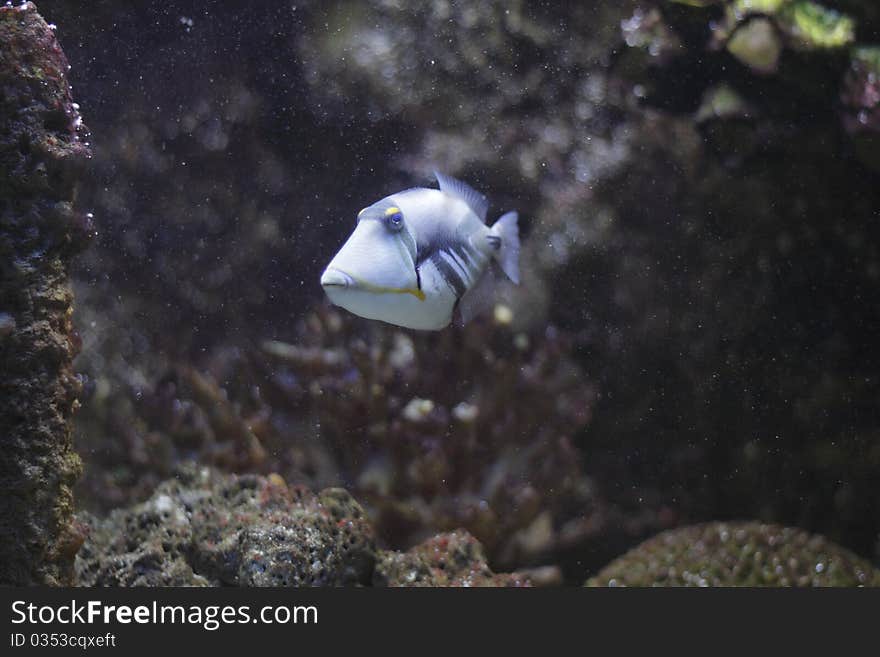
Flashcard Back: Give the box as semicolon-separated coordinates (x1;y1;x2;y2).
362;283;426;301
346;273;425;301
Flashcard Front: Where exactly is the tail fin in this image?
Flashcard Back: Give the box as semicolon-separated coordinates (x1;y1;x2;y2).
490;211;520;284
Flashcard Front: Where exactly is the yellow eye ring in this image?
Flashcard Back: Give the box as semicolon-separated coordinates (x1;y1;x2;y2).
384;206;401;216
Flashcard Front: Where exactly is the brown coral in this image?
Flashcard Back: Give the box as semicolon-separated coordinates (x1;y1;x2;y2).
374;530;532;587
75;304;602;573
587;522;880;587
259;307;599;568
76;466;376;587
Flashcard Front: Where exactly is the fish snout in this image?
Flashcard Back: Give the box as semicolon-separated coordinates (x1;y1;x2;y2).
321;268;354;289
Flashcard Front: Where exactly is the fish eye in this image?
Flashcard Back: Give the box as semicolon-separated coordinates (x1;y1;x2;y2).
385;209;404;232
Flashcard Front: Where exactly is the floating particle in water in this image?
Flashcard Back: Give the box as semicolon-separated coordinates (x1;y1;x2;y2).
452;402;479;424
493;303;513;325
402;398;435;423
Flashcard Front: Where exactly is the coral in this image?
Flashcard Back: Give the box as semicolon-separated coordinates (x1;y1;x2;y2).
586;522;880;586
76;466;376;587
0;1;91;585
374;530;531;587
77;466;534;587
72;351;271;511
262;307;599;568
75;304;610;573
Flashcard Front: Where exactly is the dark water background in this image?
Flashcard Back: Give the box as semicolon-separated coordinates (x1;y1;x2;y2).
34;0;880;581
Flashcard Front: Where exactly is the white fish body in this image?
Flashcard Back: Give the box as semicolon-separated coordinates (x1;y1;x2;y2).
321;172;520;330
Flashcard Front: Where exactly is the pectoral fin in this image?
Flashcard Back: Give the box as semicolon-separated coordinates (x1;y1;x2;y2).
456;266;497;326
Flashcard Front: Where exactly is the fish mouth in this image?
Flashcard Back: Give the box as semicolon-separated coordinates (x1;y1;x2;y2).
320;268;355;289
321;267;425;301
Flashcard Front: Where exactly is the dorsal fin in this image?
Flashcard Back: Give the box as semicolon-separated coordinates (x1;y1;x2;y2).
434;171;489;222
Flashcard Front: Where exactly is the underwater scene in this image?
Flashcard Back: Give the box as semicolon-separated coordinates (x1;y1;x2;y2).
2;0;880;587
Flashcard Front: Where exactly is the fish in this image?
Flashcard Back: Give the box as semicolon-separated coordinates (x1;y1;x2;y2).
320;172;520;330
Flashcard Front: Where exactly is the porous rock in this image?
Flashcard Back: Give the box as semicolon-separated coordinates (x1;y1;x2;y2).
0;1;91;585
77;467;376;587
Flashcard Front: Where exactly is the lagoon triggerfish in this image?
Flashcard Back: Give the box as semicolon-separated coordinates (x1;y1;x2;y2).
320;172;520;330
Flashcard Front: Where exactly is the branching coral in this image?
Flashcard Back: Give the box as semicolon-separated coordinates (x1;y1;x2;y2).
75;304;602;571
256;306;598;568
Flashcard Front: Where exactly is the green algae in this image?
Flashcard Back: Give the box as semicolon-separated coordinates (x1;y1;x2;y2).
780;1;856;48
734;0;788;12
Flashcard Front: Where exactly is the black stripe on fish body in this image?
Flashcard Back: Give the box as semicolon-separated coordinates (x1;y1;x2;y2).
440;248;472;290
415;235;451;267
451;248;488;290
462;240;490;268
431;250;468;297
455;243;486;272
445;249;474;284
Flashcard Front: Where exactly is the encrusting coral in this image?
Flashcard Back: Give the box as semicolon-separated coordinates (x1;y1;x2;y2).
76;466;529;587
374;530;532;587
586;521;880;587
77;466;376;587
79;471;878;587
